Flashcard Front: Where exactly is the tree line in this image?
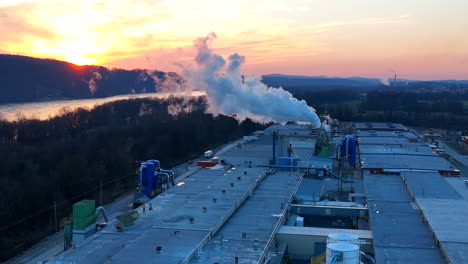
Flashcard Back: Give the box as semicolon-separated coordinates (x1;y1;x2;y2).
285;87;468;131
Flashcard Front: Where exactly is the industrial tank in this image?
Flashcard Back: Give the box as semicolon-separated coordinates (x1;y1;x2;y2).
146;159;161;170
326;243;360;264
326;233;360;264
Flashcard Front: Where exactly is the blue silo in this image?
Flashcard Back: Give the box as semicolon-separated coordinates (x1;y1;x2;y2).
140;161;159;198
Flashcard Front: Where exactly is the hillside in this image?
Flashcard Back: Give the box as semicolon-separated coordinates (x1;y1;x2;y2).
1;54;467;105
0;54;184;104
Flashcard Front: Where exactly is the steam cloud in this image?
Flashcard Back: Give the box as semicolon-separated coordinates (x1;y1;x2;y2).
88;71;102;94
183;33;320;127
379;78;390;86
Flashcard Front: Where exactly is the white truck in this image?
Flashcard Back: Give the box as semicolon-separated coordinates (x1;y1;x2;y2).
204;150;213;158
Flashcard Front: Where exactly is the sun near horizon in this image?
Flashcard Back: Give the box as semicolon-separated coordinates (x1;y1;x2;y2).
1;0;467;80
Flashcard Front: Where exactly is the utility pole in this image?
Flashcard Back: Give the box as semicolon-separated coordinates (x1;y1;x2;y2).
54;201;57;233
100;178;103;206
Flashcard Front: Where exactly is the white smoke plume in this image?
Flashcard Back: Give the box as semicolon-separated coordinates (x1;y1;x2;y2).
182;33;320;127
88;71;102;94
379;78;390;86
321;114;332;133
167;101;194;116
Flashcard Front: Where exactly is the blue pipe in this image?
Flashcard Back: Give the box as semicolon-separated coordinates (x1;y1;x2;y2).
330;253;342;264
159;170;175;185
361;251;375;264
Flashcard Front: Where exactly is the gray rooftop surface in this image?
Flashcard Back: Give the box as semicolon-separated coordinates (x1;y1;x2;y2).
358;143;436;156
106;228;210;264
373;247;446;264
401;172;462;200
360;153;455;171
221;142;273;158
355;122;407;131
357;136;411;145
401;172;468;264
356;130;418;139
417;198;468;263
48;165;269;264
191;171;301;264
363;173;445;264
294;178;324;204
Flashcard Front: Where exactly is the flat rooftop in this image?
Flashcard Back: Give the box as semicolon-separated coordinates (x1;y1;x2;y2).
191;171;301;263
363;172;445;264
359;143;436;156
357;130;418;139
360;153;456;172
355;122;408;131
48;164;270;264
358;136;411;145
402;172;468;263
294;178;324;204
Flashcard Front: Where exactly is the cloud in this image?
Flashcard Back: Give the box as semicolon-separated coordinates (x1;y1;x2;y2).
0;5;55;42
305;15;411;33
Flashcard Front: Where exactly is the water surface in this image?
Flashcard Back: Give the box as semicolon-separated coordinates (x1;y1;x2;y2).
0;92;203;121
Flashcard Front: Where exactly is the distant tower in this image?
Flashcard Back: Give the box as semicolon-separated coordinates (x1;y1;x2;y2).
394;73;397;84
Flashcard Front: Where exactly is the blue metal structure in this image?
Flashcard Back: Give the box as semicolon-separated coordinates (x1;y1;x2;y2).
272;131;277;165
340;135;357;168
278;157;298;167
138;159;175;199
146;160;161;170
140;161;158;198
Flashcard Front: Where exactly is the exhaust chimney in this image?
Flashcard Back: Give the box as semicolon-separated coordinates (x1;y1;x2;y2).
272;131;277;165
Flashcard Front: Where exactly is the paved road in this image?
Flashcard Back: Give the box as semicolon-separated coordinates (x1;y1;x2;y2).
438;140;468;177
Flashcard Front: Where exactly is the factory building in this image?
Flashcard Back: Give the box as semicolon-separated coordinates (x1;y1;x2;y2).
20;121;468;264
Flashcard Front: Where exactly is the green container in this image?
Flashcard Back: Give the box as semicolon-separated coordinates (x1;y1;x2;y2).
116;211;139;227
73;212;98;230
73;200;95;218
72;200;97;230
319;146;329;158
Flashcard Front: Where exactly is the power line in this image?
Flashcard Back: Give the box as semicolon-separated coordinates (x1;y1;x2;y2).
0;204;54;231
0;173;135;231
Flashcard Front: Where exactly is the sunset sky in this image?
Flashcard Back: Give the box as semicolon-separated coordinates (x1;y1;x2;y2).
1;0;467;80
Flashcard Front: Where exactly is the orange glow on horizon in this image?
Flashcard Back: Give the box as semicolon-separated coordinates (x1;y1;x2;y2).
0;0;466;80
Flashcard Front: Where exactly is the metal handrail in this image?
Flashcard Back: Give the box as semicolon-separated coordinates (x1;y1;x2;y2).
257;172;304;263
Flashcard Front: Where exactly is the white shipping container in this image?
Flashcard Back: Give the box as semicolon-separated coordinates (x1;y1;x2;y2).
204;150;213;158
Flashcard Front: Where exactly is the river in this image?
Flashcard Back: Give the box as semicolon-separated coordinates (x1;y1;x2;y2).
0;91;204;121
